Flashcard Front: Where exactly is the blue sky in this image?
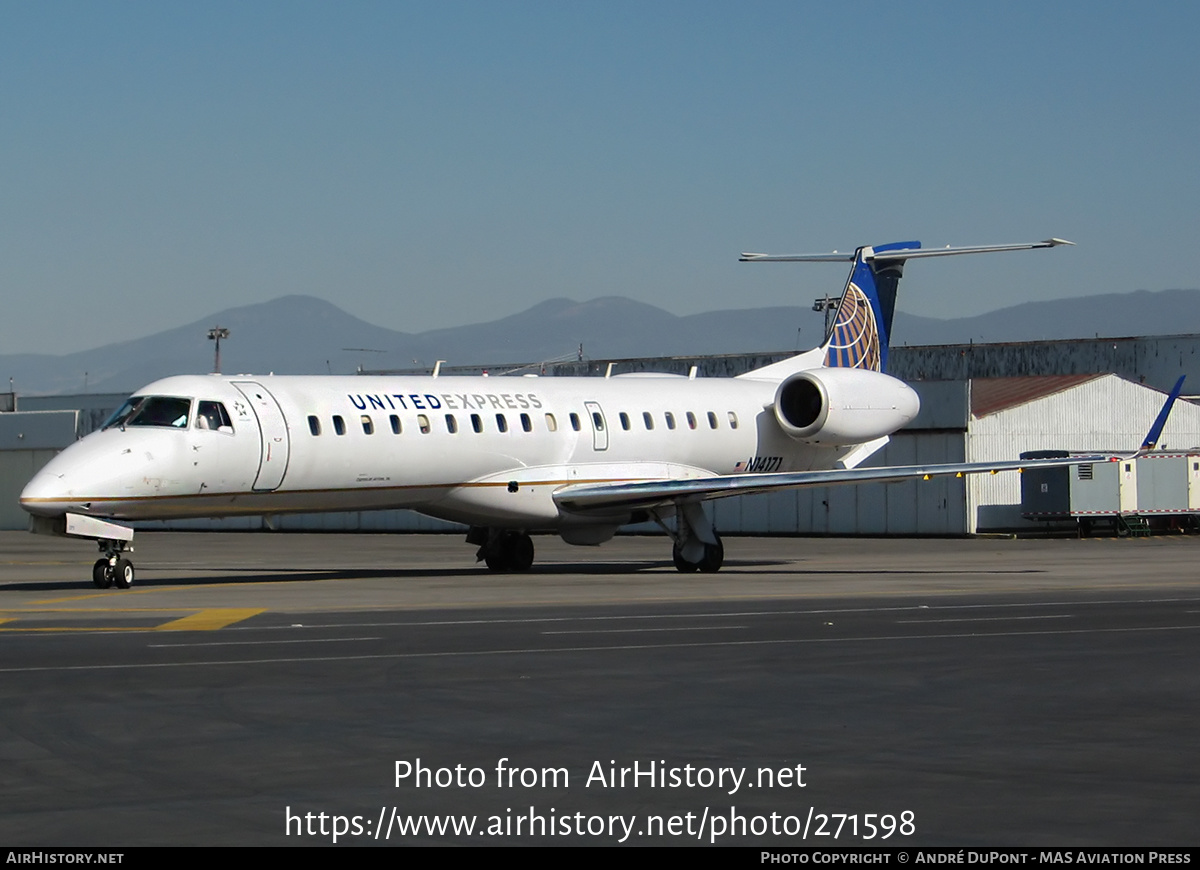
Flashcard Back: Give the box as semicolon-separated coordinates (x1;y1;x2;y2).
3;1;1197;355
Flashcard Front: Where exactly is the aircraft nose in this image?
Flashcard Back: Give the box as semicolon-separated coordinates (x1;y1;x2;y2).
20;469;72;516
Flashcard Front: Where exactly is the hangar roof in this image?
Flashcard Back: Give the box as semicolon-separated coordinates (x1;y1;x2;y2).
970;374;1107;418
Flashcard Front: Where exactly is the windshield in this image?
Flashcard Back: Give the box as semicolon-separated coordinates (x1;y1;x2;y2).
102;396;192;430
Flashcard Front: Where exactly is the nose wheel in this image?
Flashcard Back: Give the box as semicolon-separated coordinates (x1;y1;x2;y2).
92;559;113;589
91;541;134;589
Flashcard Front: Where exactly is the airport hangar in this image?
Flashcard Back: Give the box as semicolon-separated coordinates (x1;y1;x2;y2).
2;334;1200;536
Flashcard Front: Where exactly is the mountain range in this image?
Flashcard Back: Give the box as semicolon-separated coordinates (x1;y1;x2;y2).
5;289;1200;396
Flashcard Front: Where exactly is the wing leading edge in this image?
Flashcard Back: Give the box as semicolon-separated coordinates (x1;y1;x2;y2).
554;374;1185;516
552;453;1113;514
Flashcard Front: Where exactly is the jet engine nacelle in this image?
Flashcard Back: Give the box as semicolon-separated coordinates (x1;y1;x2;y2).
772;368;920;445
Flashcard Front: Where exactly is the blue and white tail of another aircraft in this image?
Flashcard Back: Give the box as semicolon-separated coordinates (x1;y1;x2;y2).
741;238;1076;375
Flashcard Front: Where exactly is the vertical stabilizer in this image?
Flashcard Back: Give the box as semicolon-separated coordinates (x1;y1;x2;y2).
739;238;1072;381
821;241;917;373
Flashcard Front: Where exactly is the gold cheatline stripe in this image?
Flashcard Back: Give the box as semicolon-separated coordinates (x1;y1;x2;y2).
21;477;653;507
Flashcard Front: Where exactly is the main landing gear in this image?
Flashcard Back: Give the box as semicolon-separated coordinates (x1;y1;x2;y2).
469;528;535;573
91;539;135;589
672;537;724;573
659;501;724;573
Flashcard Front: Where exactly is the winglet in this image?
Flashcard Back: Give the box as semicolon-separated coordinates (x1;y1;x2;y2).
1140;375;1186;451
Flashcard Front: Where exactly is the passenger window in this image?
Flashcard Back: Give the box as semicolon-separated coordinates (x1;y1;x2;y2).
471;413;483;433
665;412;676;430
728;411;738;429
707;411;718;429
545;413;557;432
592;412;604;431
361;415;374;435
686;411;697;430
445;414;458;434
196;401;233;432
308;415;321;436
643;412;654;430
390;415;401;434
333;415;346;436
418;414;430;434
520;413;532;432
570;413;581;431
619;412;630;430
496;414;508;433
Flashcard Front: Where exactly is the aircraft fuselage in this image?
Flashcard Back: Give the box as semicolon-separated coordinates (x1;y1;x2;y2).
22;370;901;533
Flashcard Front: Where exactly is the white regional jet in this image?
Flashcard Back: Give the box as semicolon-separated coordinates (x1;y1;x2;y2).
23;238;1131;589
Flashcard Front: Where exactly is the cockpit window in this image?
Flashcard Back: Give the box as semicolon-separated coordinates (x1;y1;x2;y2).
103;396;192;430
195;401;233;431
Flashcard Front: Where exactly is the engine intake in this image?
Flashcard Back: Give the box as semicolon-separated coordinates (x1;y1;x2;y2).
772;369;919;445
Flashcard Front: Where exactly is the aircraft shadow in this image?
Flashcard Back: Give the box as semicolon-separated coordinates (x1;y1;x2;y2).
0;562;1040;592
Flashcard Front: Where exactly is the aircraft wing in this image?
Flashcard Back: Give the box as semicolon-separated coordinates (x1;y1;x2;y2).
552;453;1114;514
555;374;1185;515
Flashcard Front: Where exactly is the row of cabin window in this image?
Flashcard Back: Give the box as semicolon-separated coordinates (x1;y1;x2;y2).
306;410;740;437
620;410;739;431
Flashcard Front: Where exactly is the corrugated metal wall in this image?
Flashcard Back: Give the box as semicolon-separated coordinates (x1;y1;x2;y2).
891;335;1200;395
0;410;80;530
0;449;60;530
966;376;1200;531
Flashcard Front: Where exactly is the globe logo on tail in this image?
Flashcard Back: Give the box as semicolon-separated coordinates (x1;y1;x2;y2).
822;282;881;371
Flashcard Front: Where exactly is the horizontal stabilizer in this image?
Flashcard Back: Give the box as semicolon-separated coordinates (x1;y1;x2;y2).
739;238;1073;263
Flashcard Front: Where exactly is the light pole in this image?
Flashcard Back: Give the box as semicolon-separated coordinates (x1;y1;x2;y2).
207;327;230;374
812;295;840;337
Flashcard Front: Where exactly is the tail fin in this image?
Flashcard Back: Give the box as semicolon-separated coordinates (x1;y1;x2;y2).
822;241;916;372
1140;375;1186;451
740;238;1074;375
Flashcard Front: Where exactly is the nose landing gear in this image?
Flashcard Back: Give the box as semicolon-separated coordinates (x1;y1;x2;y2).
92;541;134;589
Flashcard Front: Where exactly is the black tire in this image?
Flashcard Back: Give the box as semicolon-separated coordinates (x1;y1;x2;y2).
113;558;135;589
697;538;724;573
509;533;535;572
672;543;699;573
92;559;113;589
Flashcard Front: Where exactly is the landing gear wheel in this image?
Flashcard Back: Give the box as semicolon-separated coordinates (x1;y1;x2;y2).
697;538;724;573
92;559;114;589
672;543;698;573
113;558;135;589
509;533;534;572
483;532;535;572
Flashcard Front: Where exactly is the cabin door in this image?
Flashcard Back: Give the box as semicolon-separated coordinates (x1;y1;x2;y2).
584;401;608;451
232;381;291;491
